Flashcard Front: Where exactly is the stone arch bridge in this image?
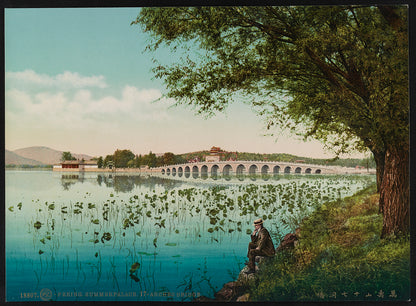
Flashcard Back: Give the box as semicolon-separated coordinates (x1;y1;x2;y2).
149;160;364;177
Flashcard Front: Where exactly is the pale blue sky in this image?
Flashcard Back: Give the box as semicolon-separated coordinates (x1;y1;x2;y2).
5;7;366;159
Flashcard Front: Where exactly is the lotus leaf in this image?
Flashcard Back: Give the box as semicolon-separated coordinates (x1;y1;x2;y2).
137;251;158;256
129;262;140;273
101;232;112;242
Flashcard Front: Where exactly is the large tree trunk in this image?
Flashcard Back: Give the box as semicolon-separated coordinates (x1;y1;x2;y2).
371;149;386;213
372;149;385;192
380;145;409;238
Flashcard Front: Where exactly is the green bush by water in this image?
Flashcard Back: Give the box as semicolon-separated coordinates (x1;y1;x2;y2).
250;185;410;301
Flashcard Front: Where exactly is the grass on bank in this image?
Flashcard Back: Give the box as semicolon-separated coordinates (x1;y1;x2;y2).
250;184;410;302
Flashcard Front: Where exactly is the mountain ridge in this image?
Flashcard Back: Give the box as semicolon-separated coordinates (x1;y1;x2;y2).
5;150;45;166
6;146;93;165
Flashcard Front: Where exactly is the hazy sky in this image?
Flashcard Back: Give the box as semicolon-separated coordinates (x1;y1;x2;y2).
5;8;367;159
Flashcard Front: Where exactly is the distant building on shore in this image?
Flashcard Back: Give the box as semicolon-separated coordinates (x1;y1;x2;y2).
53;160;98;171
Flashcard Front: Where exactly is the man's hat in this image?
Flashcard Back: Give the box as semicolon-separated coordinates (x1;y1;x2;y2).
253;218;263;225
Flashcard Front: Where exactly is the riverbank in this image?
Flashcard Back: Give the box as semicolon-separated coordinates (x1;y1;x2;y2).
197;184;410;302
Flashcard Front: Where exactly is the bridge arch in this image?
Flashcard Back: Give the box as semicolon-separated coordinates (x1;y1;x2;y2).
315;169;321;174
201;165;208;179
172;167;176;176
249;165;257;175
284;166;291;174
295;167;302;174
236;164;246;175
261;165;269;174
223;164;233;175
178;167;183;177
192;165;199;178
273;165;280;174
211;164;220;176
305;168;312;174
184;166;191;178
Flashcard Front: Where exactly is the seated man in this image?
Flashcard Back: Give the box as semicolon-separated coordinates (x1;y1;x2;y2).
246;218;275;273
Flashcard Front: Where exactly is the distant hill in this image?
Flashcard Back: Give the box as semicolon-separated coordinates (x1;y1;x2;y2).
178;149;375;169
5;150;45;166
6;146;93;165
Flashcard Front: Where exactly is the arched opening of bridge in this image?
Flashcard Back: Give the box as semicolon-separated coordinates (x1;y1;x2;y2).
192;166;199;178
178;167;183;177
273;166;280;174
161;169;165;175
211;165;219;179
237;164;246;175
167;168;171;175
223;165;232;176
249;165;257;175
315;169;321;174
261;165;269;174
305;168;312;174
295;167;302;174
237;164;246;180
201;165;208;179
284;166;291;174
172;168;176;176
185;166;191;178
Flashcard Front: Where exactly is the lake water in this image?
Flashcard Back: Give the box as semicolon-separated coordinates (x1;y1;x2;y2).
5;170;376;302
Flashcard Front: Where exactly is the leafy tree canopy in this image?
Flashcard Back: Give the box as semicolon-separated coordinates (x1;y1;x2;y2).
61;151;76;162
133;5;408;157
114;149;136;168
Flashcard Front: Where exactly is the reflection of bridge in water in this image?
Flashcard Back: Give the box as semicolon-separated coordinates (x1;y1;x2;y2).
153;160;370;178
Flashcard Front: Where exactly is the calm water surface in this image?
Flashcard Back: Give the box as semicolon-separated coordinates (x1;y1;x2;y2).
5;170;375;301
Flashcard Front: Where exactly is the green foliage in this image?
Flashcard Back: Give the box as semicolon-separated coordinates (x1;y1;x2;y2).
99;150;186;169
137;151;156;168
249;185;410;301
113;149;135;168
103;155;113;168
134;154;143;168
61;151;76;162
253;250;409;301
96;156;103;168
134;6;408;157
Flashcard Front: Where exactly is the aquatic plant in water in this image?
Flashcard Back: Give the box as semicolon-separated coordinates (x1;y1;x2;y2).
6;173;375;301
